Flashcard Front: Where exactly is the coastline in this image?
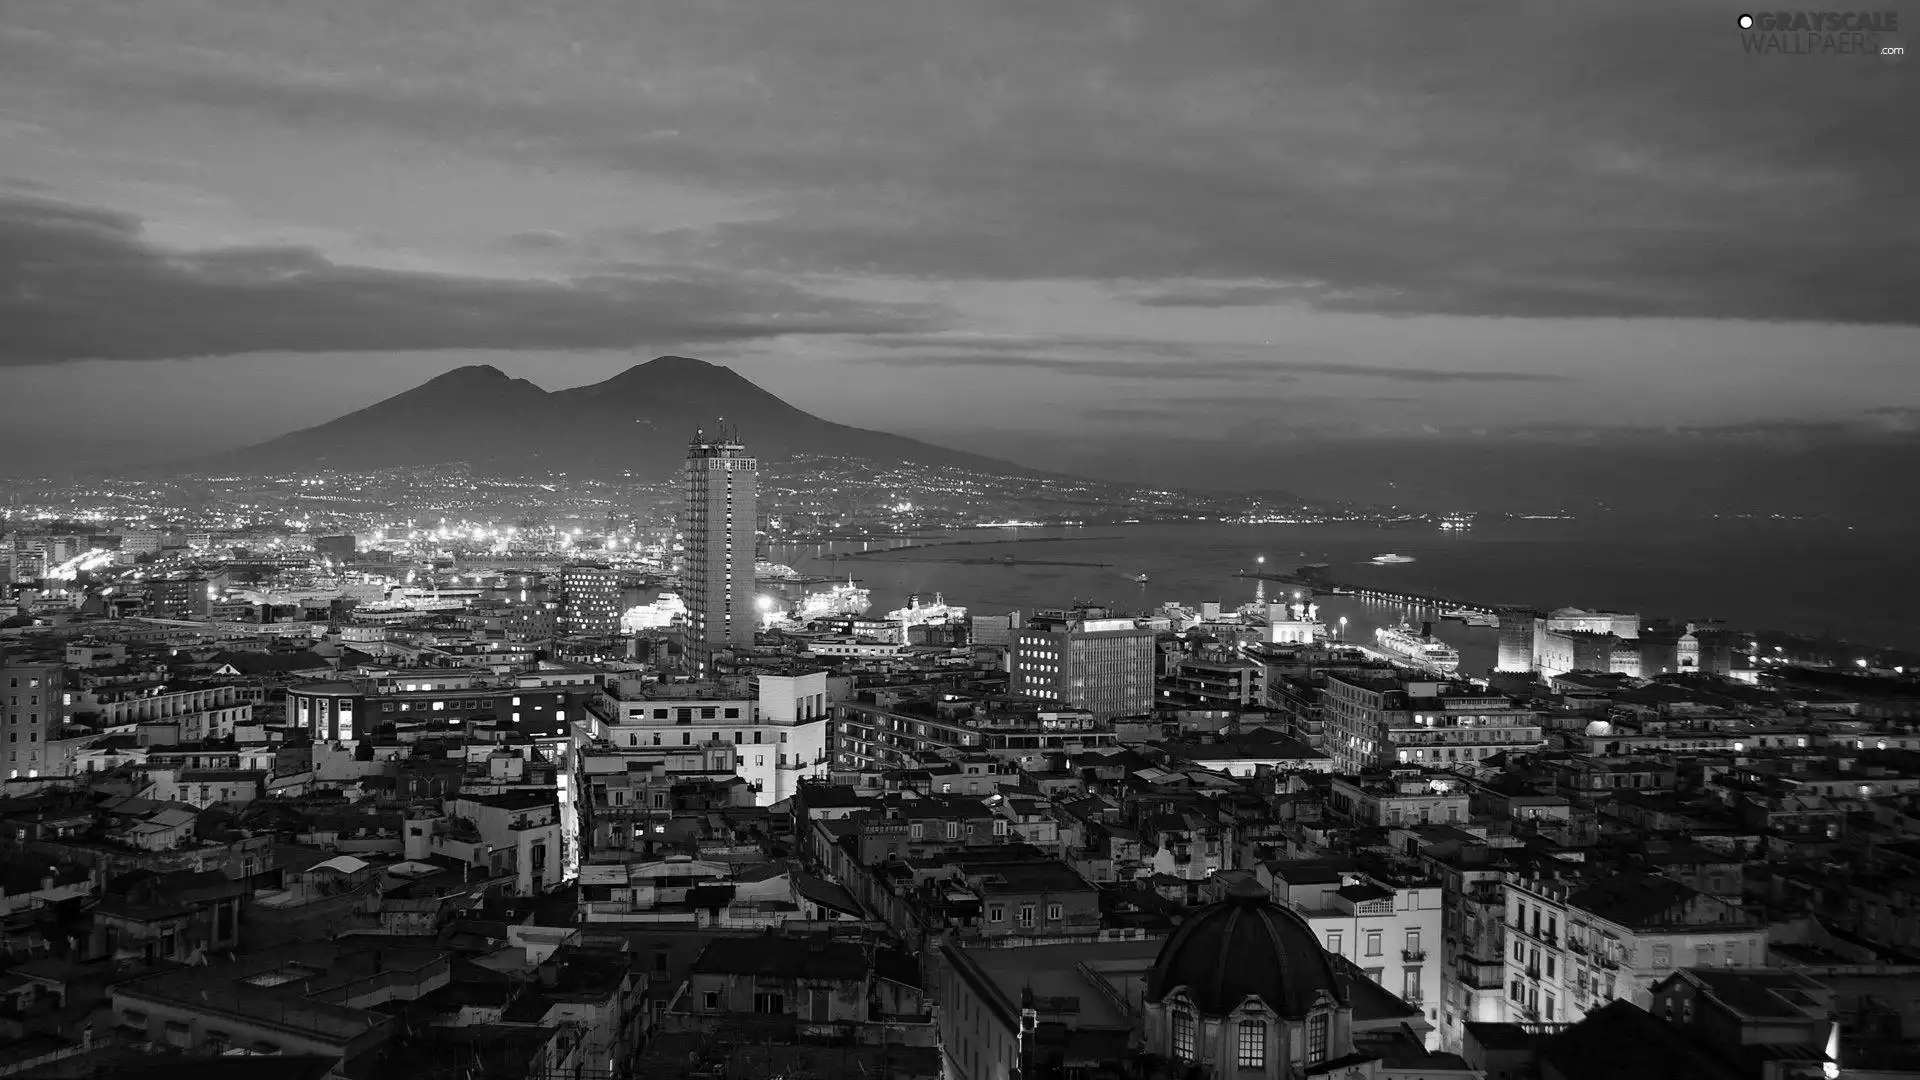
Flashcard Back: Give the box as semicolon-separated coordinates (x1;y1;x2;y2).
771;518;1920;658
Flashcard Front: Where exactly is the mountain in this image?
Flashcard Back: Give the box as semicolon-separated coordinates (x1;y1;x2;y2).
198;356;1032;480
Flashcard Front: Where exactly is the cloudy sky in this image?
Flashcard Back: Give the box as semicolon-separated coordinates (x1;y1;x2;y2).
1;0;1915;493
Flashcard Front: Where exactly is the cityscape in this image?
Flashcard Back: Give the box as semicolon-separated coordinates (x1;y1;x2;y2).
3;4;1917;1080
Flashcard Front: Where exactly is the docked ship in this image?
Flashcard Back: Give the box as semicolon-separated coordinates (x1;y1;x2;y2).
799;580;872;619
1438;514;1475;531
622;592;688;632
1369;553;1416;565
888;593;967;628
1375;620;1461;672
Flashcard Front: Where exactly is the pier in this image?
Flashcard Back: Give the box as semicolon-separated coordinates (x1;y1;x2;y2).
1328;584;1518;619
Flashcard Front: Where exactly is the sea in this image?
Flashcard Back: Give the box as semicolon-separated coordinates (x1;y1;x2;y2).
769;518;1919;671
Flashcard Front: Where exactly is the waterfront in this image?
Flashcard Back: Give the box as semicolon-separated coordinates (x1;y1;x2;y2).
770;518;1920;668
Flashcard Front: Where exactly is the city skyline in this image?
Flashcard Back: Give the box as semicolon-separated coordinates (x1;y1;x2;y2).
2;0;1916;494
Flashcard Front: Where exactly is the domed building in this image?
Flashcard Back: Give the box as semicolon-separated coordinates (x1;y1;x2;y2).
1144;877;1356;1078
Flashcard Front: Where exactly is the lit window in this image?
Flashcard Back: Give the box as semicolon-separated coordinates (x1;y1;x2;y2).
1172;1008;1195;1061
1237;1019;1265;1068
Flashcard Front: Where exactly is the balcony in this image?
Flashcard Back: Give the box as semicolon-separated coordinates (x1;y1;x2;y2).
1567;938;1589;956
1402;948;1428;963
1596;954;1621;970
1525;965;1541;981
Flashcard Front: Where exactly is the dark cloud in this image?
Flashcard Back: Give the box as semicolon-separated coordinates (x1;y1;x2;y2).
1128;283;1330;309
8;0;1918;327
853;351;1568;384
0;194;944;364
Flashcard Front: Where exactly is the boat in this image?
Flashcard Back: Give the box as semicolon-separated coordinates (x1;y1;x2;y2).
1465;611;1499;628
1374;620;1461;672
799;580;872;619
1438;514;1475;531
888;593;968;627
755;561;800;580
1369;553;1416;565
1135;572;1149;584
622;592;688;631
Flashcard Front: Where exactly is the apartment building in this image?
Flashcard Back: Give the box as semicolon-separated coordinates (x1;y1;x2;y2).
1504;871;1768;1025
583;671;829;806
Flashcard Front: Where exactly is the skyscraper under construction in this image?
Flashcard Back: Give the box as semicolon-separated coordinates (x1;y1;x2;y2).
682;430;757;669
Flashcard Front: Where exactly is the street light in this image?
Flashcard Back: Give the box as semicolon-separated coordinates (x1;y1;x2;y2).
1338;616;1348;640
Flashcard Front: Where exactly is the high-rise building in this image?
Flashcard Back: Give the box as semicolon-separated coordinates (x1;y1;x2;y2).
559;564;622;635
1;659;64;780
682;432;757;668
1011;609;1155;719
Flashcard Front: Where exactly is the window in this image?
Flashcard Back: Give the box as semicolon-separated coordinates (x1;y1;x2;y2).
1652;944;1672;968
1403;968;1421;1000
988;905;1005;923
1366;930;1382;956
1327;931;1343;954
945;821;959;840
1172;1008;1195;1061
1546;957;1555;979
910;823;924;840
1047;904;1063;921
1017;905;1035;927
1307;1012;1329;1064
1237;1019;1265;1068
702;991;719;1010
1545;992;1557;1019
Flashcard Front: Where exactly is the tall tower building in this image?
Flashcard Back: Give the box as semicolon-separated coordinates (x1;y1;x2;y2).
682;431;757;668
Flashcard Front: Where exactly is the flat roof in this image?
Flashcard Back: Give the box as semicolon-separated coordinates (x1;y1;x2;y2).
954;938;1161;1030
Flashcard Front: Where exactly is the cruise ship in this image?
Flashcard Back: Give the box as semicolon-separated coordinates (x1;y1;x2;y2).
1375;620;1461;672
799;581;872;619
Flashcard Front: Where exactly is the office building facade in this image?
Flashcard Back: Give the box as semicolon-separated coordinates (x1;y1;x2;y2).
559;564;623;636
1011;611;1155;720
682;434;757;667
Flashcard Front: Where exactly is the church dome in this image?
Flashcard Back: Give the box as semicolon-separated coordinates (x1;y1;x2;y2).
1147;877;1347;1018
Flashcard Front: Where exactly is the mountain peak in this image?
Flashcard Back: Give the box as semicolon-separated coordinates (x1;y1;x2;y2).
607;355;730;381
427;364;511;384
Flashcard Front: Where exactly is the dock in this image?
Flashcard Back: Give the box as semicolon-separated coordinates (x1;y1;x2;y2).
1327;585;1523;619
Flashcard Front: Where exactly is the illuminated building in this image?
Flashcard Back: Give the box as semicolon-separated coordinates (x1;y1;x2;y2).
1495;611;1540;674
146;577;211;620
1011;609;1155;719
682;432;757;669
559;564;622;635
